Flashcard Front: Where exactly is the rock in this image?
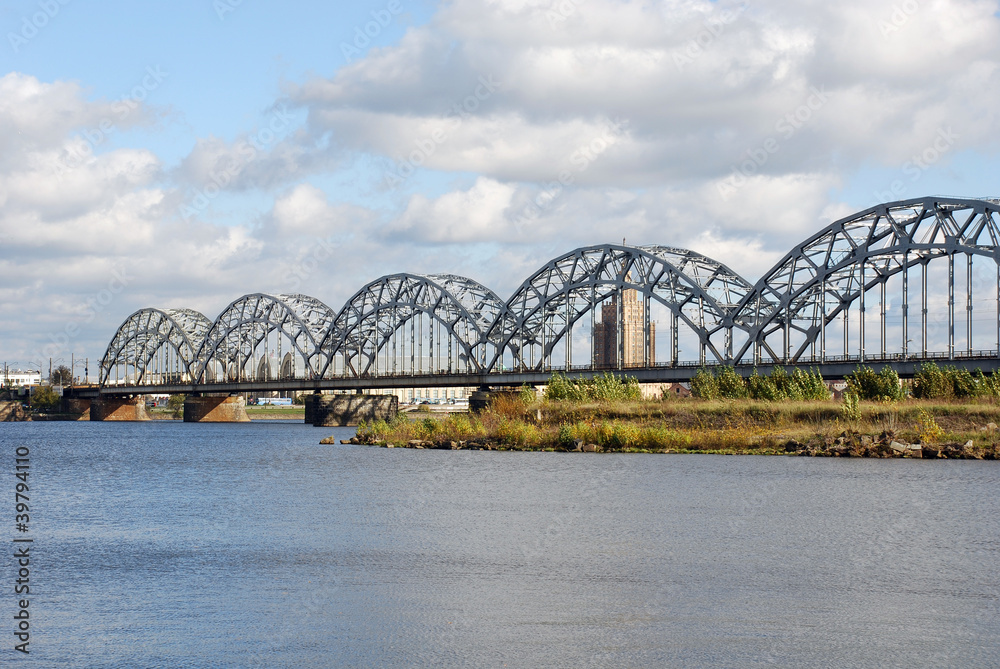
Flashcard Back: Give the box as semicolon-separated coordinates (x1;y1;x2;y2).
387;444;395;448
339;439;351;444
408;439;423;448
572;439;584;452
582;443;601;453
989;422;998;430
320;436;338;444
921;445;942;458
964;440;974;450
889;441;921;458
449;441;460;450
784;440;803;452
860;435;873;447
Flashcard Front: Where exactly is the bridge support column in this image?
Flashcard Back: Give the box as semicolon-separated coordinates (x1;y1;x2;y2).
470;386;492;413
60;397;91;420
183;395;250;422
304;391;322;425
90;396;150;421
311;394;397;427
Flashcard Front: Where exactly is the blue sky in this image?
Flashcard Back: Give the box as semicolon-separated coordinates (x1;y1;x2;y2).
1;0;999;373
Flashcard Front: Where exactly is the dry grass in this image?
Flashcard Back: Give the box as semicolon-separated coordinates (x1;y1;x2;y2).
354;395;1000;453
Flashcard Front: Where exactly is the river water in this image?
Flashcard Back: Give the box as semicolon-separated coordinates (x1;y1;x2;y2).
2;420;998;667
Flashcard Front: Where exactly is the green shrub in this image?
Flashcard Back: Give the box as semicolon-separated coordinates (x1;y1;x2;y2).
912;363;950;399
841;391;861;423
746;370;779;400
790;368;830;400
690;368;718;399
543;372;641;402
912;363;998;400
29;386;60;412
695;366;829;401
495;418;540;446
716;367;748;399
846;365;902;401
557;424;576;449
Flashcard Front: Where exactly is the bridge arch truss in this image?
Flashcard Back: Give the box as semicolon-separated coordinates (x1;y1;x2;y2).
485;244;755;372
732;197;1000;364
99;308;213;386
194;293;336;383
319;273;511;378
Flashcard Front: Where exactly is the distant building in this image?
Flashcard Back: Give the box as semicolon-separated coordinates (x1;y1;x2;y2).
593;286;655;367
324;387;474;404
660;382;691;399
2;370;41;388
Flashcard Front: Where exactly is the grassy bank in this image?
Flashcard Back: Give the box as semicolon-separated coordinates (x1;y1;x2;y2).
354;395;1000;458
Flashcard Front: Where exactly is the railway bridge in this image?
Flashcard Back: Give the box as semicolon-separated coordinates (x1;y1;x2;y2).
85;196;1000;420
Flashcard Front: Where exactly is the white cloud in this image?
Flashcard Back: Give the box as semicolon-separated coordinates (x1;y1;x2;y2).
4;0;1000;369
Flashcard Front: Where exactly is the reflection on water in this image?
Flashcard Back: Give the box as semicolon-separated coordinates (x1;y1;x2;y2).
3;420;999;667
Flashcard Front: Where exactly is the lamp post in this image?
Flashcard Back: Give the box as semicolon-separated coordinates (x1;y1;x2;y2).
71;358;88;387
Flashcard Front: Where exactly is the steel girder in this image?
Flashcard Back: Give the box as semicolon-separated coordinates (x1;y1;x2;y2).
486;244;753;370
194;293;336;382
97;196;1000;387
99;308;213;385
317;273;509;377
732;196;1000;363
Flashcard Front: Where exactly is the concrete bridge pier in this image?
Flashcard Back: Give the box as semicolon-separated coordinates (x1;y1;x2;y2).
309;393;397;426
469;387;493;413
304;391;322;425
90;396;150;421
183;395;250;422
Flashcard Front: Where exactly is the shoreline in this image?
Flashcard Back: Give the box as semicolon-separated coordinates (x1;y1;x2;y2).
343;398;1000;460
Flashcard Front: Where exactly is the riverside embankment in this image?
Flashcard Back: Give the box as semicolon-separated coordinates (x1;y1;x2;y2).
344;397;1000;459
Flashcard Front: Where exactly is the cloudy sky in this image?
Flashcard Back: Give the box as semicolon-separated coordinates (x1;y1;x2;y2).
1;0;999;375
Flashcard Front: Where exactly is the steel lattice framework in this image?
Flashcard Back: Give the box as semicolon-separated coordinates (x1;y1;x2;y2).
731;196;1000;363
100;308;212;385
194;293;336;383
318;273;510;377
486;244;754;370
97;196;1000;388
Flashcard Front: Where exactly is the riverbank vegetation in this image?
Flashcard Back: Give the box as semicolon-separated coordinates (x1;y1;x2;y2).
351;367;1000;458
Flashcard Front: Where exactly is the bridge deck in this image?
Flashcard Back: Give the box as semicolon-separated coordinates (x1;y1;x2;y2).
87;353;1000;396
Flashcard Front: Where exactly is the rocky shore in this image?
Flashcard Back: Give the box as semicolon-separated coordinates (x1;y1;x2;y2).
329;431;1000;459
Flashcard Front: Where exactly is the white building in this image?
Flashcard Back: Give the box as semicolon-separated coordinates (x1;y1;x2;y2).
3;370;42;387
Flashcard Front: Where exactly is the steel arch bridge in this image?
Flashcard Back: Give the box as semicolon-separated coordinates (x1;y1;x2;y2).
98;196;1000;392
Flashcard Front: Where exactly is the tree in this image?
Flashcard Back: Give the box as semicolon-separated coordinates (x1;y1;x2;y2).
50;365;71;386
167;394;187;418
30;386;60;412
